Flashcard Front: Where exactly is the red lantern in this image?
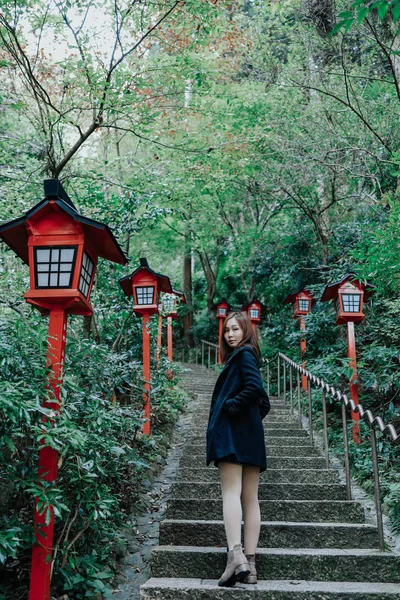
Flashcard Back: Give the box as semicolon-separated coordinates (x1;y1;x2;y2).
242;298;266;330
0;179;125;315
119;258;172;435
284;289;315;319
321;273;374;443
283;289;315;391
0;179;126;600
321;273;374;325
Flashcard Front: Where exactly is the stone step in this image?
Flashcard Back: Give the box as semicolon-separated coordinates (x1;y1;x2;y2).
183;444;320;457
187;429;309;441
176;468;339;484
188;435;311;447
150;546;400;582
141;577;400;599
179;456;328;470
159;520;379;549
165;499;365;522
191;423;303;432
193;416;300;425
170;482;346;501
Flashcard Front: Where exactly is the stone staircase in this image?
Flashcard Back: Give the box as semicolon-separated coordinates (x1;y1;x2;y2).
140;363;400;599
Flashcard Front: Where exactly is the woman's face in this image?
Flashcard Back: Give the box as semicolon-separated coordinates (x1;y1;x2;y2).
224;318;244;349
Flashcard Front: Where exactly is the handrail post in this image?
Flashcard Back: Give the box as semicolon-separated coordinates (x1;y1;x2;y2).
308;383;313;446
215;346;218;369
370;427;385;551
341;403;352;500
195;348;199;364
297;369;302;429
267;362;270;397
202;342;204;367
277;355;281;397
208;345;211;368
283;361;287;407
321;390;330;468
289;366;293;415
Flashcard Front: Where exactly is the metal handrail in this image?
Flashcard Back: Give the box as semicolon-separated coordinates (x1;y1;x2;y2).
277;351;399;551
200;339;218;370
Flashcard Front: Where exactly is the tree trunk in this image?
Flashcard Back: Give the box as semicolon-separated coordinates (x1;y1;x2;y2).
183;234;194;347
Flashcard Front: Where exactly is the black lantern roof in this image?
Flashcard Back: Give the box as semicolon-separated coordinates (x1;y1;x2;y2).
0;179;127;266
119;257;173;297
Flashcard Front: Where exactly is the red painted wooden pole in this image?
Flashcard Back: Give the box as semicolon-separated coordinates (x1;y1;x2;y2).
142;313;151;435
300;317;308;391
218;319;223;364
156;314;162;368
29;308;67;600
347;321;361;444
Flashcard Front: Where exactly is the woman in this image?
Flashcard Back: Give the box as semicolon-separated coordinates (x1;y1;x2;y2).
206;311;270;587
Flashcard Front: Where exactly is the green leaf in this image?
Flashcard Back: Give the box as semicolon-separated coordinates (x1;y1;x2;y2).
392;3;400;21
377;2;389;20
357;7;369;22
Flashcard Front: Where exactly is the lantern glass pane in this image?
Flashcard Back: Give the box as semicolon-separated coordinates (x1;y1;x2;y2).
298;299;310;312
136;286;155;305
36;249;50;263
218;308;226;316
250;308;259;319
34;246;76;289
79;252;94;299
341;293;361;313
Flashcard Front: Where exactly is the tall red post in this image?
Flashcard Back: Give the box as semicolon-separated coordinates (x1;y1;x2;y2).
347;321;361;444
29;308;67;600
300;317;308;391
142;313;151;435
156;314;162;368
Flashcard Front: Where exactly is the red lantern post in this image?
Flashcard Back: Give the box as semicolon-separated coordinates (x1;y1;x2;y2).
283;289;315;391
211;299;230;363
119;259;172;435
0;179;126;600
242;298;265;333
321;273;374;443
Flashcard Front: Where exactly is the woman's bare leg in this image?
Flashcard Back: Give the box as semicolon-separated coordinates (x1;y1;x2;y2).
218;462;243;551
241;465;261;555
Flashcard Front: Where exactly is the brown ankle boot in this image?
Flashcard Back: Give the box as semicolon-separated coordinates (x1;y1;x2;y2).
218;544;250;587
243;553;257;584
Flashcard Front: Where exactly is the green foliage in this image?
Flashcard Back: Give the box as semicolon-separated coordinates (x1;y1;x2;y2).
0;307;186;598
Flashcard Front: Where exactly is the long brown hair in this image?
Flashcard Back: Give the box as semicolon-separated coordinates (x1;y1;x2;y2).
220;311;261;364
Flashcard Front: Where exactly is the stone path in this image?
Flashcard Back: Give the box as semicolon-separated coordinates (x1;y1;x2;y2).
139;362;400;599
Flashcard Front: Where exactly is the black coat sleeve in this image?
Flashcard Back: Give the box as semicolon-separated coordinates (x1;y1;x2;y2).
223;348;270;418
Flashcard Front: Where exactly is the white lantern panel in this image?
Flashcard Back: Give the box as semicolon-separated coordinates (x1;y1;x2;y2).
34;246;76;289
79;252;95;299
218;307;226;316
341;293;361;313
136;286;155;305
163;296;176;313
298;299;310;312
250;308;259;319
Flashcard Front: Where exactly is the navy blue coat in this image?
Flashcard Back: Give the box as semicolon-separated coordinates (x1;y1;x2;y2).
206;346;270;472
